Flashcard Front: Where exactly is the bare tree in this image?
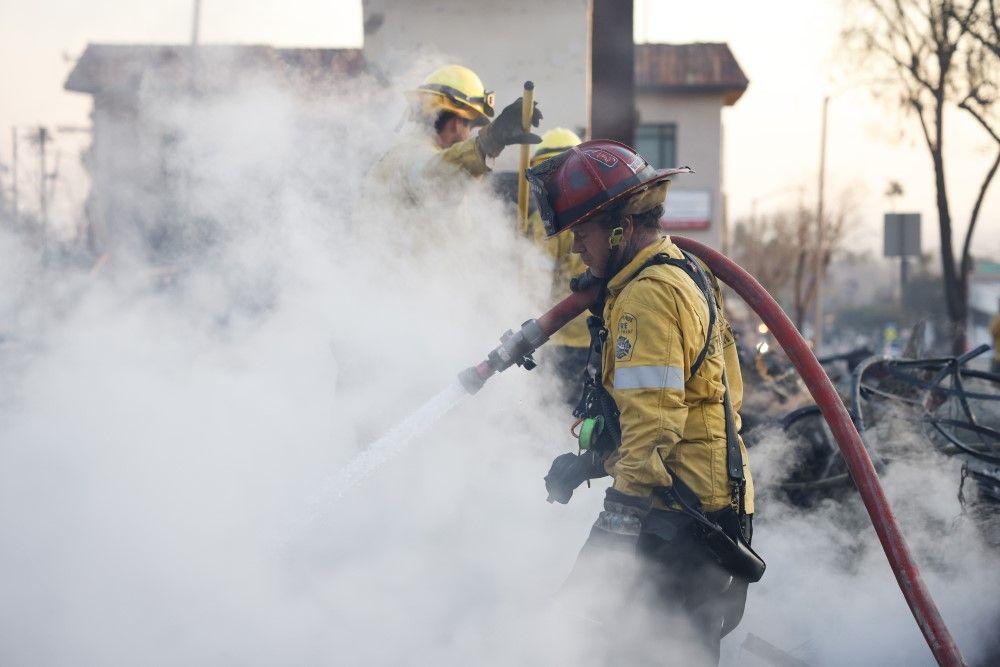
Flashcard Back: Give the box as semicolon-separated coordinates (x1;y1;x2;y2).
733;195;855;330
733;209;801;300
799;200;852;329
845;0;1000;352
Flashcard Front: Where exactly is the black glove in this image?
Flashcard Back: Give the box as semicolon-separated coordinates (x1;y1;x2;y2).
476;97;543;158
569;268;600;293
544;451;606;504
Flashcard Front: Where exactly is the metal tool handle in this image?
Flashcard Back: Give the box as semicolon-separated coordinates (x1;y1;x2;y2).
517;81;534;227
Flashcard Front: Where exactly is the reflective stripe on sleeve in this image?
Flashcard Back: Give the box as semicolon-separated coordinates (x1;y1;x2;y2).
613;365;685;391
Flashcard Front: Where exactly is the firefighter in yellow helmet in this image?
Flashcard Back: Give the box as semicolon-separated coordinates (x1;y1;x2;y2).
369;65;542;205
530;140;760;665
523;128;591;394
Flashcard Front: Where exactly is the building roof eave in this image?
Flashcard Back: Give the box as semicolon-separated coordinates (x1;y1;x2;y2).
636;83;748;105
64;43;367;96
634;42;749;106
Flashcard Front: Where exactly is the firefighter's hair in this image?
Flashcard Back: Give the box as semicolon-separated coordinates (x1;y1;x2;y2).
632;204;665;229
599;204;664;231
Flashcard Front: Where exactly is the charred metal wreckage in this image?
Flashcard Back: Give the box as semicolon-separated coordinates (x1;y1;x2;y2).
743;338;1000;543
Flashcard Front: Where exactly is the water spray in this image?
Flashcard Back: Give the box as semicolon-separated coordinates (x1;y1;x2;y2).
311;284;600;513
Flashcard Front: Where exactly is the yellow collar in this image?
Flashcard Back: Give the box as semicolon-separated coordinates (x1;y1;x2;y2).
607;236;675;295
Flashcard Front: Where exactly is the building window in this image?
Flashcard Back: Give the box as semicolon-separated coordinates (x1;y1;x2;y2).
635;123;677;168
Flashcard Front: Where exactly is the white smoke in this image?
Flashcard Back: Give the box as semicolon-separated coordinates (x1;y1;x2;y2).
0;49;997;667
735;424;1000;666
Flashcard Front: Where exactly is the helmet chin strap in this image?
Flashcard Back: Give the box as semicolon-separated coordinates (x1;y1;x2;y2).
592;220;629;316
604;220;629;282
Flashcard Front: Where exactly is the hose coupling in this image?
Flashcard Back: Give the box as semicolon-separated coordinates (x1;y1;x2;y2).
488;319;548;373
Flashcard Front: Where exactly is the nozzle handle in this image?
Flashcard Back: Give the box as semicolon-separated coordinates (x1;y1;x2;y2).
517;81;535;225
521;81;535;131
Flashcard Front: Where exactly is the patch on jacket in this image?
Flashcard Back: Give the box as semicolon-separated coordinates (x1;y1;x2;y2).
615;313;637;360
705;319;736;359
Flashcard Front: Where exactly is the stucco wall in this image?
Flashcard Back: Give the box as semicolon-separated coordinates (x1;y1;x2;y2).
636;91;725;249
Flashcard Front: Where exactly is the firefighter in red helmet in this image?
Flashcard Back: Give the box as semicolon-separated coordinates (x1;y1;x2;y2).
529;140;761;665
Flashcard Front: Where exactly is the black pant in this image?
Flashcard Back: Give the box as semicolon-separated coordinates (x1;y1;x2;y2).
643;509;753;659
560;509;753;666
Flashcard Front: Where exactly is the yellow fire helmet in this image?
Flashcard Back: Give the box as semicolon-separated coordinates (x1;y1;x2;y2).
406;64;495;127
530;127;583;167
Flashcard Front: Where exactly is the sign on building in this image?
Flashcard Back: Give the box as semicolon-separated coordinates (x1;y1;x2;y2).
883;213;921;257
662;189;711;230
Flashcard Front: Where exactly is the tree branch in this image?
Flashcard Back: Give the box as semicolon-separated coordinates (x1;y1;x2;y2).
965;21;1000;55
867;36;939;96
958;97;1000;142
960;147;1000;275
878;0;938;77
910;96;937;152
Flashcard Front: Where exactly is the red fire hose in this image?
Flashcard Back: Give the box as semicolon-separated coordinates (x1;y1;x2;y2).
673;236;964;667
459;236;965;666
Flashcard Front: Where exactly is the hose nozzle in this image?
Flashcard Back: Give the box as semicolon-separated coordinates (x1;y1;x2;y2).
456;319;549;394
458;364;489;395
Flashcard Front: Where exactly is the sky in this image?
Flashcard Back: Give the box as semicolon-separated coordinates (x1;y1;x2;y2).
0;0;998;258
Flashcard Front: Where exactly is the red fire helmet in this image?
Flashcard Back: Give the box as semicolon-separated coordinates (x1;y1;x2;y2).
525;139;691;237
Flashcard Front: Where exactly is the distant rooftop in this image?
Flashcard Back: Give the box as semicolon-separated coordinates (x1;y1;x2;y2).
65;44;366;95
66;41;748;105
635;42;749;105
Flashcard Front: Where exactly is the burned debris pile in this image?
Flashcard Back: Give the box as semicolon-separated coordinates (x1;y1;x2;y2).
743;341;1000;542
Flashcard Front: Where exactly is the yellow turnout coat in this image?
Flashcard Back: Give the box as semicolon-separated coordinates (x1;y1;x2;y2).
601;237;755;514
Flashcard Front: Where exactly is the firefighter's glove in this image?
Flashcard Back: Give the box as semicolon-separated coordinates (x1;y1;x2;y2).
476;97;543;158
569;268;600;293
544;451;605;504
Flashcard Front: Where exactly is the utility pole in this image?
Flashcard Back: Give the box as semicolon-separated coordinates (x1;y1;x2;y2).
10;127;17;226
588;0;635;145
54;125;92;246
749;198;760;275
191;0;202;46
37;126;49;237
809;83;877;349
813;95;829;352
189;0;203;89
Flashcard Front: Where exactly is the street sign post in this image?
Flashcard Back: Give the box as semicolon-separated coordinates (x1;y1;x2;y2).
884;213;921;293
